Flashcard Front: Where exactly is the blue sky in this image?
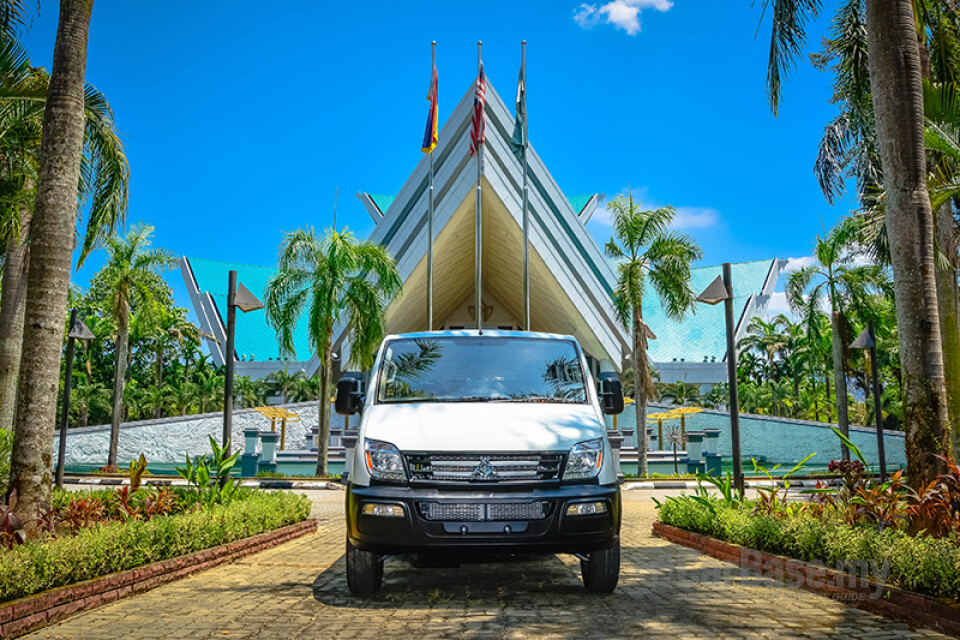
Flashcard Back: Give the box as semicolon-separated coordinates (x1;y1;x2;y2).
20;0;854;321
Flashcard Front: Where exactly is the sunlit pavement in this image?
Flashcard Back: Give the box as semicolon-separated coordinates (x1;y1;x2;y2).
28;490;948;640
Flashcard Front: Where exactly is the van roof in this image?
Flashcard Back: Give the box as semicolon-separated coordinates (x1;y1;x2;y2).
383;330;578;342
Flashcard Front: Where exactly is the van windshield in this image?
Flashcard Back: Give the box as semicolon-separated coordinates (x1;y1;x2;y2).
376;337;587;404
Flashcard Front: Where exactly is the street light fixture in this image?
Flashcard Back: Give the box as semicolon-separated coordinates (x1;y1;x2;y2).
696;263;744;498
849;320;887;481
56;309;95;488
223;271;264;461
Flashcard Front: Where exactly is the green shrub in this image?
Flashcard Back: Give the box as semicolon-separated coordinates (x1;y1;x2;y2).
0;490;311;603
658;497;960;601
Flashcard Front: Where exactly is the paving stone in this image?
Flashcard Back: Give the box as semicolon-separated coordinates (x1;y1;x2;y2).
20;497;952;639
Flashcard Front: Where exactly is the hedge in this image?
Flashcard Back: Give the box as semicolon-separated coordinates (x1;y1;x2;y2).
0;490;311;603
658;497;960;601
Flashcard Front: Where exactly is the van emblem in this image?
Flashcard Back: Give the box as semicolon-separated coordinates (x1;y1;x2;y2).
472;458;498;480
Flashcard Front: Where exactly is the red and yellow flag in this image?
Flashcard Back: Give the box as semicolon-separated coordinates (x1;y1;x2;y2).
421;64;438;153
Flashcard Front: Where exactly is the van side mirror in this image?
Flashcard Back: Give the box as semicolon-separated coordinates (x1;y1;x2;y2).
598;373;624;415
335;376;364;416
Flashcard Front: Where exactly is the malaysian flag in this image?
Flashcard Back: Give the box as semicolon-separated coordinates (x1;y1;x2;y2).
469;63;485;156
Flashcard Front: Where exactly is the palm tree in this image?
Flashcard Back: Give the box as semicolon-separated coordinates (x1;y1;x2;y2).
98;224;176;466
737;317;787;383
604;193;703;477
0;62;129;432
289;374;321;403
167;378;195;417
657;381;700;406
9;0;97;519
265;367;301;405
760;0;952;486
265;227;401;476
71;373;108;428
234;375;268;409
787;217;887;454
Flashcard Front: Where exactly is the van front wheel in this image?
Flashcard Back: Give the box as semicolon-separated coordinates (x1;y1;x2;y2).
580;542;620;593
346;539;383;596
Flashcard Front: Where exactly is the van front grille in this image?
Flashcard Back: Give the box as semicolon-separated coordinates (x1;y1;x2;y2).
404;452;564;483
417;501;550;521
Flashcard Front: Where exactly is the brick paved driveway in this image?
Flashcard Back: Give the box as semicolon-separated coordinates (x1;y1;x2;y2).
26;491;949;640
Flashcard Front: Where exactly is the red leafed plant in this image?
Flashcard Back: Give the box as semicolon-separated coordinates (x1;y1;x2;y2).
0;490;25;549
113;486;141;520
141;488;176;521
62;497;107;531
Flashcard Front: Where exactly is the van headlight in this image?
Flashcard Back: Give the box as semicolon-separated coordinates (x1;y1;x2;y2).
563;439;603;480
364;439;406;481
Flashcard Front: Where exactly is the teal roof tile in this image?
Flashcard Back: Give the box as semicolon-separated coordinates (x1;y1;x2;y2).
187;258;313;362
640;259;776;363
369;194;395;214
567;194;593;215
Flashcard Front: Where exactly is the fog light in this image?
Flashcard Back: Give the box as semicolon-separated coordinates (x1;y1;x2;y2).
565;501;608;516
362;503;404;517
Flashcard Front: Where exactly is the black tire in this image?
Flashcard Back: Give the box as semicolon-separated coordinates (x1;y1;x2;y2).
580;541;620;593
346;538;383;596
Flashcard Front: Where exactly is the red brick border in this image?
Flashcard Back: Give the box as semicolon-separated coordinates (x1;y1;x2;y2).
0;519;318;639
652;521;960;638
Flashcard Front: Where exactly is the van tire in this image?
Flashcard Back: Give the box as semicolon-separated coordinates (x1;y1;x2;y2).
580;542;619;593
346;539;383;596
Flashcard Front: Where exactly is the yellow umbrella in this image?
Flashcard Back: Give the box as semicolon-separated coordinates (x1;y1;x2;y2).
253;406;302;451
669;407;704;442
647;412;679;450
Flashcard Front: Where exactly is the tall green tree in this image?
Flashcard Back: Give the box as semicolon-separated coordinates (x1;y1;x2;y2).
0;61;129;433
787;217;887;455
737;317;787;383
264;227;401;476
97;224;175;467
761;0;953;485
9;0;95;520
604;193;703;477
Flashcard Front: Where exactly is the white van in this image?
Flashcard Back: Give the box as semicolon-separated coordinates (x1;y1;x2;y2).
335;330;625;596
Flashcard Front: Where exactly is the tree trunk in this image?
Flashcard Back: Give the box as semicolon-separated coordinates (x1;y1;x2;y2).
108;310;128;467
8;0;93;520
315;334;332;476
79;405;88;428
935;202;960;460
831;311;850;459
0;204;31;431
866;0;951;486
634;307;648;477
825;370;832;424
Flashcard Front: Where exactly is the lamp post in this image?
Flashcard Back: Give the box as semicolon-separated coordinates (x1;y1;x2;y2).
223;271;264;460
56;309;95;488
849;320;887;481
697;263;744;498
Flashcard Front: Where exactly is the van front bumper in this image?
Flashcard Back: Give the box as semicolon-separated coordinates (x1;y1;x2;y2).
346;482;621;556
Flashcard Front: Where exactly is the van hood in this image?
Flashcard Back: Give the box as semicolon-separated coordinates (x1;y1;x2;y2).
360;402;606;452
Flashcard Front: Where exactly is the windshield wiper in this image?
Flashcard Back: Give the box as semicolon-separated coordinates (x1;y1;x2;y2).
448;396;509;403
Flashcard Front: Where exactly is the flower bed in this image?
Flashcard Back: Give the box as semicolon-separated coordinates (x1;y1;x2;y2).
0;489;311;603
657;496;960;601
656;429;960;603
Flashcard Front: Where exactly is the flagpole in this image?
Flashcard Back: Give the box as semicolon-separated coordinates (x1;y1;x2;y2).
475;41;483;331
521;40;530;332
427;41;436;331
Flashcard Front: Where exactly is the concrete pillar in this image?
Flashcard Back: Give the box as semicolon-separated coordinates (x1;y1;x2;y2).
240;428;261;477
703;428;721;455
686;432;704;463
259;432;279;474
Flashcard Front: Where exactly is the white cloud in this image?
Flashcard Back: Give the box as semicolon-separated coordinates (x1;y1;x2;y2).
763;291;793;320
573;0;673;35
783;256;817;273
588;202;718;231
672;207;718;230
